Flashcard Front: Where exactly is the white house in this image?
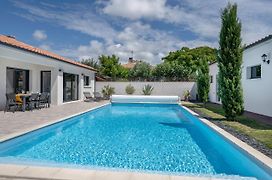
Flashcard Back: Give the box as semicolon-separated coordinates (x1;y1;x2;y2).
209;35;272;117
0;35;96;110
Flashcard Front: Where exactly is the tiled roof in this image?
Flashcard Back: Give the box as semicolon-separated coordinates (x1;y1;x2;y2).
0;35;96;71
245;34;272;50
122;62;137;69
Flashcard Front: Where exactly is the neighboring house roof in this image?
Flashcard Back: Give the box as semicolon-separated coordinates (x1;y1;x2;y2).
95;75;106;81
122;62;137;69
0;35;97;71
245;34;272;50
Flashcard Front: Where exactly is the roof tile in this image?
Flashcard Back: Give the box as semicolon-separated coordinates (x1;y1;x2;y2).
0;35;96;71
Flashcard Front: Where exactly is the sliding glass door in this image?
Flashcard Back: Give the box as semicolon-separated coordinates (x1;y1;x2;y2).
6;67;29;94
63;73;78;102
41;71;51;93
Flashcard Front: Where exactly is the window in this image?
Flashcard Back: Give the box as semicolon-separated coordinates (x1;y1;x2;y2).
6;67;29;94
84;76;90;86
210;75;213;83
248;65;261;79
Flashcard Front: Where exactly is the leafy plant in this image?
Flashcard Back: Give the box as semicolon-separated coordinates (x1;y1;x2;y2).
183;90;191;101
125;84;135;95
218;3;244;119
101;85;115;99
80;58;100;69
142;84;153;95
197;60;209;104
129;62;151;81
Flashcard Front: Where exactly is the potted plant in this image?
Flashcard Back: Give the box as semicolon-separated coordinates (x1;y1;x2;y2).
101;85;115;99
142;84;153;95
125;84;135;95
183;90;191;101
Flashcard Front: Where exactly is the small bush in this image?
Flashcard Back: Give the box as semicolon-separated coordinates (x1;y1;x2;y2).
125;84;135;95
142;84;153;95
101;85;115;99
183;90;191;101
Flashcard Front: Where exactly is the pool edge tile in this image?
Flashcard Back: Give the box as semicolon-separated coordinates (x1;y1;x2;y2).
182;105;272;170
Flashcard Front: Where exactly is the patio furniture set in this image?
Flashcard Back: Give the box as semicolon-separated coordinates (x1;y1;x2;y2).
83;92;103;102
5;92;50;112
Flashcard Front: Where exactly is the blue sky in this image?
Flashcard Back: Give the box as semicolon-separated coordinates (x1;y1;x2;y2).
0;0;271;64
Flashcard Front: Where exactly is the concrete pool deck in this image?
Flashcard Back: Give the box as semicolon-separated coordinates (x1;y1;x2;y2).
0;100;109;140
0;102;272;179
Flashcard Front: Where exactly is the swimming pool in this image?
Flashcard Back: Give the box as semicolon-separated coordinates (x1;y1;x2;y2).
0;103;271;179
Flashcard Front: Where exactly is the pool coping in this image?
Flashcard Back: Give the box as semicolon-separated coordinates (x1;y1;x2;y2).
0;102;271;180
182;105;272;170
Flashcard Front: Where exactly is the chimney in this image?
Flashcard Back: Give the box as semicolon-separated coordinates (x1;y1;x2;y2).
128;57;133;63
6;35;16;39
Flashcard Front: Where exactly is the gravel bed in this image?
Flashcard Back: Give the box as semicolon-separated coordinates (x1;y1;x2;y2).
189;107;272;159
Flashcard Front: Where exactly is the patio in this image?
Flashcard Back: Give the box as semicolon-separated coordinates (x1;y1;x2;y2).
0;100;108;139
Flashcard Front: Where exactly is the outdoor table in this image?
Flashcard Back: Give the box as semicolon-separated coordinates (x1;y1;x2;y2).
16;93;31;112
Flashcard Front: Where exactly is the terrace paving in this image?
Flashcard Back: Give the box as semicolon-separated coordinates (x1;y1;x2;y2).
0;100;109;139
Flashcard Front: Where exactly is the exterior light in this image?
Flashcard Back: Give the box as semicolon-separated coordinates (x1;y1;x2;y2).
261;54;270;64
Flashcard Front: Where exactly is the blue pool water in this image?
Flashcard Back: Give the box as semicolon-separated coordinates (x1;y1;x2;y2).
0;103;271;179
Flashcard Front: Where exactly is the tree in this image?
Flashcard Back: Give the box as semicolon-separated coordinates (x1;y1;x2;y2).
129;62;151;81
161;46;216;81
197;60;209;104
99;55;121;80
80;58;99;69
218;3;243;119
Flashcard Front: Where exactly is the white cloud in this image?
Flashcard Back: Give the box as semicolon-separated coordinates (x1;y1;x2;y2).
103;0;167;20
33;30;47;40
12;0;272;64
103;0;272;43
13;1;117;41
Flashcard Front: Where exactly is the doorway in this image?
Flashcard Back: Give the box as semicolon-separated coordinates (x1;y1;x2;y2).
41;71;51;93
63;73;79;102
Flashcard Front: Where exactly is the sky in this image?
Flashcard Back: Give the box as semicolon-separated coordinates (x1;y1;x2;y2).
0;0;271;64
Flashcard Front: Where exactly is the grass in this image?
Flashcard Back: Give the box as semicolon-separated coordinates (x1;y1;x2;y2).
182;101;272;149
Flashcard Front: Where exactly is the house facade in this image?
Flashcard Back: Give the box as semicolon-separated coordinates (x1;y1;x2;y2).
209;35;272;117
0;35;96;110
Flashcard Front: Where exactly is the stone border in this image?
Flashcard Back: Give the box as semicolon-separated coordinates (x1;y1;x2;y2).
182;105;272;170
0;103;271;179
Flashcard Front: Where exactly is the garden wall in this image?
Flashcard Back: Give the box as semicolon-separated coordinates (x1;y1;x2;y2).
96;81;197;100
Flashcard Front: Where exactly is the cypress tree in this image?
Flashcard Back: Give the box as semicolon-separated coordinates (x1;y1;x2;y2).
218;3;244;119
197;59;209;104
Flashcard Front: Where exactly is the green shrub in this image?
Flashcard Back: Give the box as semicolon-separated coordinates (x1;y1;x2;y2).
101;85;115;99
142;84;153;95
183;90;191;101
218;3;244;119
197;60;209;103
125;84;135;95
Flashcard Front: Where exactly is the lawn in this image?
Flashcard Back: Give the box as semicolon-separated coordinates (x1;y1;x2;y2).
182;101;272;149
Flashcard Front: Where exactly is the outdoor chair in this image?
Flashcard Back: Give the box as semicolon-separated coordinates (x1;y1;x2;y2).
5;93;22;113
93;92;102;102
27;93;40;110
39;92;50;108
83;92;93;102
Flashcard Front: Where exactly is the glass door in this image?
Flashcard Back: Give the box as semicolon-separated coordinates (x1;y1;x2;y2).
63;73;78;102
41;71;51;93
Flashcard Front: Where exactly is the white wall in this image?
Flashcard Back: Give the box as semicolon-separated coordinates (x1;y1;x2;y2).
96;81;197;100
0;44;95;109
242;39;272;117
208;38;272;117
209;63;221;104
